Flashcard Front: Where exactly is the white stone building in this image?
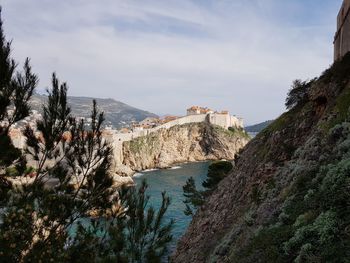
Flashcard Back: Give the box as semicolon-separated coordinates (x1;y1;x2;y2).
187;106;214;115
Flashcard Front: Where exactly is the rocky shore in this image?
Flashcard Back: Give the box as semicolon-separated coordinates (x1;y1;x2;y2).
118;122;249;173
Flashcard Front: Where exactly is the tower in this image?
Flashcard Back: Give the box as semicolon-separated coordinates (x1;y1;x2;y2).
334;0;350;60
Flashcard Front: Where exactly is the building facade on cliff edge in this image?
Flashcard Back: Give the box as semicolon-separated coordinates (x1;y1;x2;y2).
334;0;350;61
187;106;214;115
186;106;243;129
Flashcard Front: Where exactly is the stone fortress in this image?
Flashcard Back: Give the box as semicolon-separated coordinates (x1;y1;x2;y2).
3;105;244;182
106;106;244;170
334;0;350;60
109;106;243;143
6;105;243;154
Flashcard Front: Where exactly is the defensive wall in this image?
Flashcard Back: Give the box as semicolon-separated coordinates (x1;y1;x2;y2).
110;113;243;144
9;113;244;168
107;113;244;166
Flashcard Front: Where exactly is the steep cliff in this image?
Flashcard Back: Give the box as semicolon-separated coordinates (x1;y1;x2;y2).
121;122;249;171
173;54;350;262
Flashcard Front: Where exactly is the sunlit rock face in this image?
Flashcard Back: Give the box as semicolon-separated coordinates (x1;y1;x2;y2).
120;122;249;172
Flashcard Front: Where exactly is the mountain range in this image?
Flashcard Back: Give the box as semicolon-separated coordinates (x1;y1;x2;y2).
30;93;158;129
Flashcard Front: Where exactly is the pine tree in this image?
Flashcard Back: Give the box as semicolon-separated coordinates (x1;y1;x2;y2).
285;79;316;110
0;8;173;262
0;6;38;208
182;161;233;216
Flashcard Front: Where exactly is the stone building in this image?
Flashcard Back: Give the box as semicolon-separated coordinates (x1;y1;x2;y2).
187;106;213;115
139;117;160;127
185;106;243;129
334;0;350;60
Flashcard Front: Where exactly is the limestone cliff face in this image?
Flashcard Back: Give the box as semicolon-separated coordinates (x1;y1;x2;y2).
172;54;350;262
121;122;249;171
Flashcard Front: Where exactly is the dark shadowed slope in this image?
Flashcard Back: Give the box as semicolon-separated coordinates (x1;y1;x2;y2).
173;53;350;263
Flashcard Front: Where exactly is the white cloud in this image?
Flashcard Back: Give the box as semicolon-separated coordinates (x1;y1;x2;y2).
0;0;340;124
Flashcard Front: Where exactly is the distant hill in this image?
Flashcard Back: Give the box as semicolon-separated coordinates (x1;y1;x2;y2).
245;120;274;133
30;94;158;128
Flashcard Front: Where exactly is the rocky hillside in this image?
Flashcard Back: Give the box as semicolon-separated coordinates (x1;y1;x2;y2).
173;54;350;262
121;122;249;171
31;94;157;128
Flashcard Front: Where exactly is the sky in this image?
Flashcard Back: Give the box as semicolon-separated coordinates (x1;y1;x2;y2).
0;0;343;125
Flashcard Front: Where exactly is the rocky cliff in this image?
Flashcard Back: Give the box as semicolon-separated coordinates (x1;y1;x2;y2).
173;54;350;262
121;122;249;172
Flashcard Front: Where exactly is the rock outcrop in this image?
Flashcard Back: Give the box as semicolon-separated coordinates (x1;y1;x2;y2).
120;122;249;172
172;54;350;262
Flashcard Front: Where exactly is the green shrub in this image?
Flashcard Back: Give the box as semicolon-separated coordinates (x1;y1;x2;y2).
285;79;315;110
5;167;19;177
320;52;350;85
24;166;36;175
326;88;350;129
260;105;300;136
202;161;233;189
231;224;293;263
183;161;233;216
250;185;261;204
228;126;250;139
0;134;21;166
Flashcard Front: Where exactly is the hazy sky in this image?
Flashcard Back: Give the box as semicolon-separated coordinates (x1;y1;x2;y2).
0;0;342;124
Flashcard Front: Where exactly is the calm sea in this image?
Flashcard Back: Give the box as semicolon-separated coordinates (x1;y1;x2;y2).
134;161;210;256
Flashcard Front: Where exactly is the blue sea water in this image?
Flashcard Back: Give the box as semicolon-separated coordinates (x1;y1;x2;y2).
134;161;210;254
68;161;210;261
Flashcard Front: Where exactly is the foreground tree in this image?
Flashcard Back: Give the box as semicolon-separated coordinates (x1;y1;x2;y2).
0;7;37;207
183;161;233;216
107;180;173;263
0;9;172;262
285;79;316;110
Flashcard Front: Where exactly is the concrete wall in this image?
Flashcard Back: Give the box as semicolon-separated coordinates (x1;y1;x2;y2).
334;0;350;60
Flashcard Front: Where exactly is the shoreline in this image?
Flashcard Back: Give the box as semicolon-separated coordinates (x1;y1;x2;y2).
130;159;227;179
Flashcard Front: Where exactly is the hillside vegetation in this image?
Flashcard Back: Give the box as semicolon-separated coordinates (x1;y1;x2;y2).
173;53;350;262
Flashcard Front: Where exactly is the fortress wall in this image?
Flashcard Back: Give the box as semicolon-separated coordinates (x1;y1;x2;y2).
334;0;350;60
153;114;207;131
108;113;244;167
341;13;350;59
338;0;350;26
230;116;244;128
7;113;244;170
111;113;242;146
109;115;207;166
208;114;243;129
208;114;230;129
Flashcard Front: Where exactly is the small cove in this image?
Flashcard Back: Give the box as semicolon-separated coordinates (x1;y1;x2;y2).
134;161;210;255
